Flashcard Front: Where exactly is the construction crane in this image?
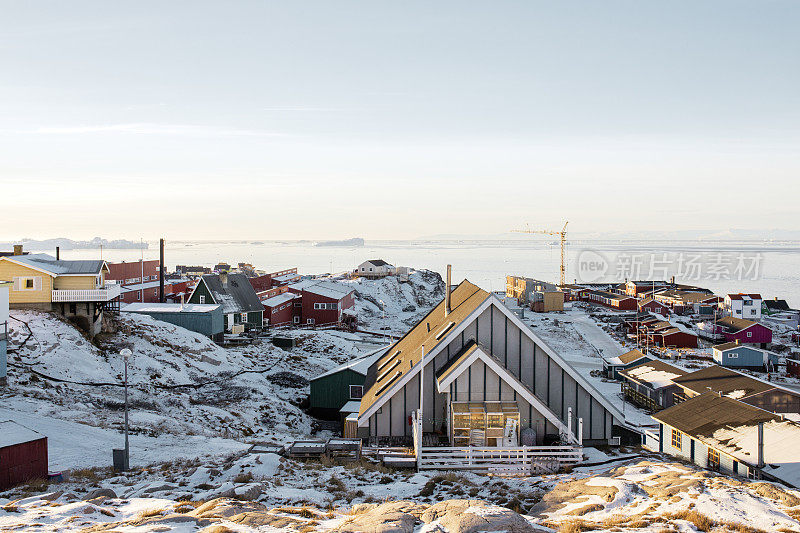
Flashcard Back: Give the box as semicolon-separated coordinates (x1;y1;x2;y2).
512;221;569;286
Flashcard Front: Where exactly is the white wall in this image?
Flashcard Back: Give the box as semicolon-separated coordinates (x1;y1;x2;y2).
0;284;9;324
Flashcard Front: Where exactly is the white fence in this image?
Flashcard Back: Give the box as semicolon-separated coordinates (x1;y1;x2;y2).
52;285;121;302
418;445;582;472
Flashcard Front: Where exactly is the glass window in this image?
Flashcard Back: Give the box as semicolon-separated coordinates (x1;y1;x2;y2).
671;428;682;450
349;385;363;399
708;448;720;470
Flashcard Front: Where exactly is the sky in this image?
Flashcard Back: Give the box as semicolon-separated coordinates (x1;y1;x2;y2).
1;1;799;241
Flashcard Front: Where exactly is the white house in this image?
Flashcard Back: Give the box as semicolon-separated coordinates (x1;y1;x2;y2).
356;259;396;279
723;293;762;320
356;279;624;448
653;392;800;488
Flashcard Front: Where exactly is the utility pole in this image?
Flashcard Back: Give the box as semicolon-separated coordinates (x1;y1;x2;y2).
120;348;132;470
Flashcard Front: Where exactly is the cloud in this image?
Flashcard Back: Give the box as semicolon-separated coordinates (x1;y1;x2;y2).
32;123;288;138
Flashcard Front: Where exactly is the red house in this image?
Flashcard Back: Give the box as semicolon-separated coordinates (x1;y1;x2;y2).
717;317;773;347
288;280;355;326
652;328;698;348
261;292;298;327
0;421;48;490
638;298;671;315
583;289;638;311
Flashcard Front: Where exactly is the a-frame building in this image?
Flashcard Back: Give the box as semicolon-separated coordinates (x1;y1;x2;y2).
357;280;624;446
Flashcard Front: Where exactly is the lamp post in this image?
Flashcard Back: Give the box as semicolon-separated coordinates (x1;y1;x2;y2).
120;348;132;470
378;299;386;342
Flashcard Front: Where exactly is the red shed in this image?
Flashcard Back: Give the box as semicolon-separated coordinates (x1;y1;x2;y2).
0;421;48;490
654;328;698;348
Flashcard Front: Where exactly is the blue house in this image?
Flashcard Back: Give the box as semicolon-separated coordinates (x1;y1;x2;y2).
712;341;777;371
121;303;225;342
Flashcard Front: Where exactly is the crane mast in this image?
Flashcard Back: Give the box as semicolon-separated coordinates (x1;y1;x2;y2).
512;221;569;286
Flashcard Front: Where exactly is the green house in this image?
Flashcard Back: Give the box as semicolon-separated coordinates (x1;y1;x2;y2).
188;272;264;331
309;347;387;419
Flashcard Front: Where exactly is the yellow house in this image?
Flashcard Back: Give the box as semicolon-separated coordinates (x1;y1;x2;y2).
0;252;119;336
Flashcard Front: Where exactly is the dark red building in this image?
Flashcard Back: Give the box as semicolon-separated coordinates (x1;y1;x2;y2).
0;421;48;490
107;260;161;286
718;317;773;347
288;280;355;326
638;298;671;315
787;358;800;378
261;292;298;327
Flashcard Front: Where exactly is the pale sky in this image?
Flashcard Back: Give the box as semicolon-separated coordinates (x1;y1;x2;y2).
1;1;799;241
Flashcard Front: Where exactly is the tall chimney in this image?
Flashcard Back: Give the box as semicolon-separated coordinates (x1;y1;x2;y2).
220;271;228;286
56;246;60;260
159;238;165;303
444;264;452;316
757;421;765;468
13;244;22;256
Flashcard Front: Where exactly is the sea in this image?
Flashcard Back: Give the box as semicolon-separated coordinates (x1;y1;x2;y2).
42;239;800;308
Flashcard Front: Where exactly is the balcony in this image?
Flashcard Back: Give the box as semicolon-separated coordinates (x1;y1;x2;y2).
52;284;121;302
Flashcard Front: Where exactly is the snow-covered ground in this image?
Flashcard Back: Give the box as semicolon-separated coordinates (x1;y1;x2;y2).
3;272;800;532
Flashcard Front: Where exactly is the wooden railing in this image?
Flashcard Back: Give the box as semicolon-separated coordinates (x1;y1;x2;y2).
418;445;582;472
52;285;121;302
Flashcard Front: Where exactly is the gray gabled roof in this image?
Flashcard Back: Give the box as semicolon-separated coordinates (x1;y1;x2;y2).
200;273;264;314
2;253;106;275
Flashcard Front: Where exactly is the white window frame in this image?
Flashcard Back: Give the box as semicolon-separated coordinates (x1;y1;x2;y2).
307;318;315;325
349;385;364;400
199;295;206;304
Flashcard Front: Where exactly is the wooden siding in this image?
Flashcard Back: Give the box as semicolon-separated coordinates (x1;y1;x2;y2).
53;275;97;290
0;261;53;304
309;368;365;411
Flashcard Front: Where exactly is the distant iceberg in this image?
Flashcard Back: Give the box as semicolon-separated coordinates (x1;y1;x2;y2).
314;237;365;247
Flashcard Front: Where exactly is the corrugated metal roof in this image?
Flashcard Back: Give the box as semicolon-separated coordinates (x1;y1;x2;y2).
3;254;106;275
0;420;45;448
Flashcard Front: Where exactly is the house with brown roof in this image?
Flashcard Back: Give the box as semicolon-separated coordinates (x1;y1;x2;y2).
672;365;800;415
717;316;773;347
618;360;688;410
653;393;800;487
602;349;653;380
652;290;720;315
356;278;624;447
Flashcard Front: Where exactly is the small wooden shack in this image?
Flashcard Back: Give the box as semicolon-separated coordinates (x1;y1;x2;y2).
0;421;48;490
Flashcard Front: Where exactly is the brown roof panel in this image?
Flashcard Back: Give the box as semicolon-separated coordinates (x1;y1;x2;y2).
653;392;778;438
359;280;490;416
672;365;774;398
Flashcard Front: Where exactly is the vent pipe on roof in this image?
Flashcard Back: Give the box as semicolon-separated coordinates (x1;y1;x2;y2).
56;246;60;260
445;264;452;316
757;421;765;468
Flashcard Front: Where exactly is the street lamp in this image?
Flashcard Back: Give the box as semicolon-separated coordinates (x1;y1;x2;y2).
120;348;132;471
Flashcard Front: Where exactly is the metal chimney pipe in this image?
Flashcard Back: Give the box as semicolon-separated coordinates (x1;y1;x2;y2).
56;246;60;260
159;238;165;303
757;421;765;468
445;264;452;316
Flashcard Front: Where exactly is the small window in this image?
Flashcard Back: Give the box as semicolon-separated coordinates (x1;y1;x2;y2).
349;385;364;399
293;316;300;323
671;428;682;450
729;353;738;358
25;278;34;289
199;295;205;304
747;332;752;338
307;318;315;324
708;448;720;470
